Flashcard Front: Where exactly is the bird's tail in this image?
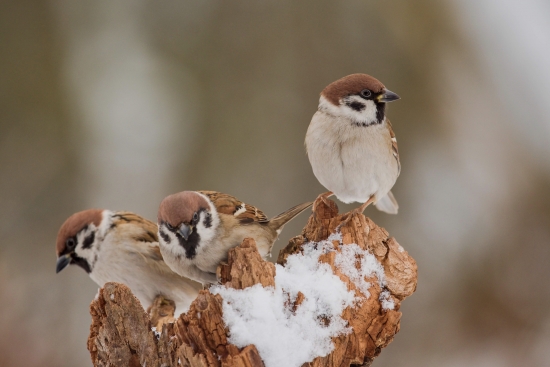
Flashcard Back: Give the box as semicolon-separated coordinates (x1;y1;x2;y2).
374;190;399;214
268;201;313;231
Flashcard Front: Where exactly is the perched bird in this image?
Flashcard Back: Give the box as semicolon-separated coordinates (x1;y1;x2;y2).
305;73;401;214
157;190;312;284
55;209;202;315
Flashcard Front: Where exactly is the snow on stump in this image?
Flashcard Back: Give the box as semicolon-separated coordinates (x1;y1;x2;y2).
86;196;417;367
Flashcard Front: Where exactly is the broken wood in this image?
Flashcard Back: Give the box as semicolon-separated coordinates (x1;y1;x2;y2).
87;197;417;367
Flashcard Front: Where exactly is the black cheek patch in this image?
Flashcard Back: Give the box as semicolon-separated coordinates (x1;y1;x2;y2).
159;229;171;244
347;101;366;112
203;212;212;228
82;232;95;249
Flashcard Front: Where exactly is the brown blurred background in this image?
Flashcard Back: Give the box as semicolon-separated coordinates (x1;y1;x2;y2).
1;1;550;366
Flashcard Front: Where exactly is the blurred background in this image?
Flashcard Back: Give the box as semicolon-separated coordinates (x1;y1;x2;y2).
1;0;550;366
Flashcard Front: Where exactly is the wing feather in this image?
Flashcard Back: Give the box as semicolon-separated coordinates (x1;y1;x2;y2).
198;191;268;224
386;119;401;175
112;212;163;261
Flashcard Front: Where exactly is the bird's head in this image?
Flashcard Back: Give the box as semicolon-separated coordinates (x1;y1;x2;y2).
320;73;400;127
55;209;107;274
157;191;218;260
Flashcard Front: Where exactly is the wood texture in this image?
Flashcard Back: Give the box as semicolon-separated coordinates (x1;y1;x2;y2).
87;197;417;367
278;198;417;366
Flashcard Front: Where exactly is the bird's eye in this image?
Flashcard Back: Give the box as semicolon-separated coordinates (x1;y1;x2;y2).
165;222;174;231
193;212;199;222
360;89;372;98
66;237;76;250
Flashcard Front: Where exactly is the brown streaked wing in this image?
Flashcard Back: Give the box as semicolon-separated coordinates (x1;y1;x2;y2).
112;212;159;243
199;191;268;224
112;211;164;261
387;119;401;175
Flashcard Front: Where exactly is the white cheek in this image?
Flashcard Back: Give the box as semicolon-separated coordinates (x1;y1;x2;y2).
341;96;378;124
318;95;379;125
158;226;184;255
75;226;100;267
195;210;219;245
362;100;378;122
78;211;112;270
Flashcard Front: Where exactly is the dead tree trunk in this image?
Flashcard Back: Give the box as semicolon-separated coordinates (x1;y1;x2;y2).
87;197;417;367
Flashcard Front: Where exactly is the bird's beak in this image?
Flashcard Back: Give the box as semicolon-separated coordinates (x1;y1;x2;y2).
178;224;193;241
56;254;72;274
377;89;400;103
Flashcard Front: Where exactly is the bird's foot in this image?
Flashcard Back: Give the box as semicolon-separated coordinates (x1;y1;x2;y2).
313;191;334;211
342;196;375;223
356;195;376;214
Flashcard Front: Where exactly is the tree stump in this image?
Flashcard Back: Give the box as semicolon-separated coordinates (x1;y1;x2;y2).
87;197;417;367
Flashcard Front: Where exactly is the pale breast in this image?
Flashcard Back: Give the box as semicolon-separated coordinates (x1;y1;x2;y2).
90;230;200;313
306;112;399;203
306;111;347;196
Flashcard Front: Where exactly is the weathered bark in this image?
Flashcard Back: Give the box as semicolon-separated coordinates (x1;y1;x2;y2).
88;283;162;367
87;197;417;367
218;237;276;289
277;198;417;366
148;295;176;331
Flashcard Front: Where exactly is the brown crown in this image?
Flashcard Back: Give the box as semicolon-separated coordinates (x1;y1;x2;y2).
56;209;103;256
158;191;209;227
321;73;385;105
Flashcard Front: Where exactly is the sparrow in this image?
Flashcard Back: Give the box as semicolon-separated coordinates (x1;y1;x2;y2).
305;73;401;214
55;209;202;315
157;190;313;284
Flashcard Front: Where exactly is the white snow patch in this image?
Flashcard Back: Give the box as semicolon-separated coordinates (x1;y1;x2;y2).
379;290;394;311
334;242;394;310
211;231;394;367
110;293;114;301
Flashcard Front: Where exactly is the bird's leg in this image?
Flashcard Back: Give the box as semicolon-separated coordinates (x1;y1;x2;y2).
313;191;333;211
356;195;376;214
320;191;334;206
340;195;376;225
